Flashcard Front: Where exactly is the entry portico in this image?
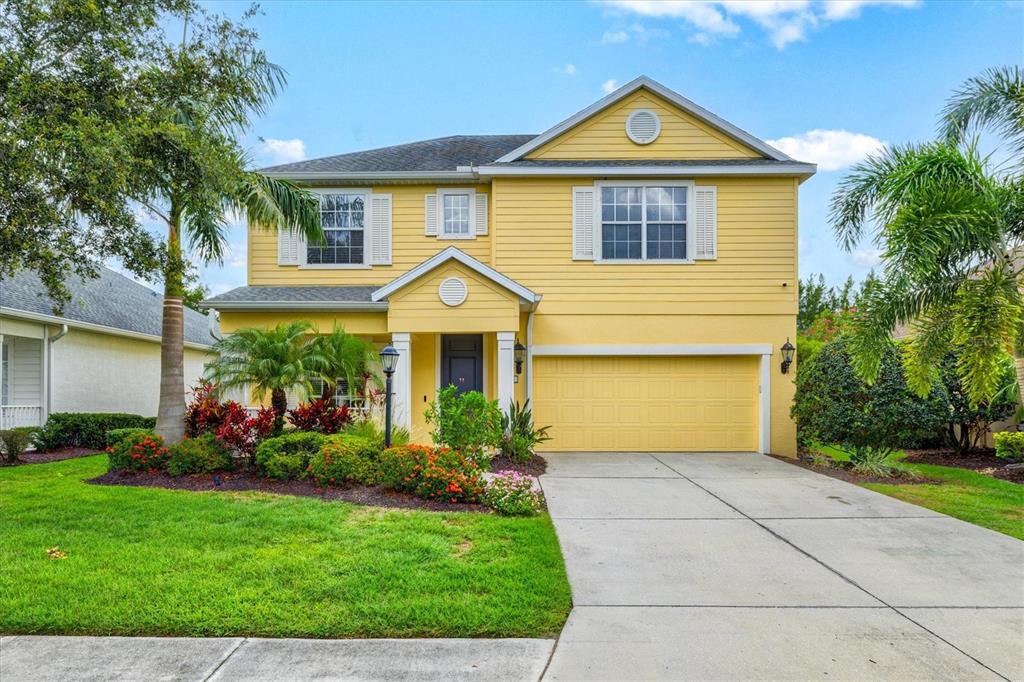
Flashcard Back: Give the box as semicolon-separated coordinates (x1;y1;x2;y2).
370;247;542;433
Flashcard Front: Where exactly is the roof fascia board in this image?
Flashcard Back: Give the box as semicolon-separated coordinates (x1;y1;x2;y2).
371;246;541;303
494;75;793;163
198;301;388;312
0;307;215;350
261;171;478;182
477;163;816;177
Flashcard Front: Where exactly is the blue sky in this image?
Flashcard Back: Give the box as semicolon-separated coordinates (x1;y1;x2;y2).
163;0;1022;296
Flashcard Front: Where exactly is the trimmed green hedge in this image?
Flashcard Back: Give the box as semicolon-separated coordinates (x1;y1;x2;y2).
37;413;156;450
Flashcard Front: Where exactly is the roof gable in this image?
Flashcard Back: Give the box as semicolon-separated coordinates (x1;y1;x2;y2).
496;76;791;163
371;247;540;304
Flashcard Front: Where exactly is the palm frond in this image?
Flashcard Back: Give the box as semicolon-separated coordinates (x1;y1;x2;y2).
940;65;1024;156
238;172;324;244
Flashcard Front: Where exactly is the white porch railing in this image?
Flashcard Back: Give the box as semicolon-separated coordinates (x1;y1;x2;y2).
0;405;43;429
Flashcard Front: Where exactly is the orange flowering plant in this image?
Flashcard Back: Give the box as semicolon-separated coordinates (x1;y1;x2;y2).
106;432;169;473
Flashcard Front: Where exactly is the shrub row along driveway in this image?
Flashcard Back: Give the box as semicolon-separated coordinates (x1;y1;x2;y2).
539;452;1023;681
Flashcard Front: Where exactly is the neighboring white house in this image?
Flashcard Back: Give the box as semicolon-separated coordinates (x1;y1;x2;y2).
0;267;218;429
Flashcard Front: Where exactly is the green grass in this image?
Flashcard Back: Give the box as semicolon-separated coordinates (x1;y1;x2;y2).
0;456;571;638
813;444;1024;540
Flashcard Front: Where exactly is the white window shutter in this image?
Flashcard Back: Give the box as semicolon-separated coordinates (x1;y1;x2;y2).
474;193;488;236
277;228;300;265
368;193;392;265
694;186;717;260
424;193;439;236
572;186;595;261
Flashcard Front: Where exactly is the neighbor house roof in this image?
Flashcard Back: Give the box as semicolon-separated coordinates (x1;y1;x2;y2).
201;285;385;311
1;267;217;348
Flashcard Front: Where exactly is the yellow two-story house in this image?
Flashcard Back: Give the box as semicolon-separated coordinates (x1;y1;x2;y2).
204;77;815;456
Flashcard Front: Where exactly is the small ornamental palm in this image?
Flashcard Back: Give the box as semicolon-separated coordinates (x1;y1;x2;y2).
310;327;377;401
206;321;324;419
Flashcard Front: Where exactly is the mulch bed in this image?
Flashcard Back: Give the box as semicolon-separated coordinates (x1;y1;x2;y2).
4;447;102;466
902;448;1024;484
775;453;940;486
489;453;548;476
89;469;493;513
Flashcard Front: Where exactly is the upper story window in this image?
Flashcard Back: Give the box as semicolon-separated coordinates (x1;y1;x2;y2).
599;184;687;261
442;193;471;236
307;193;366;265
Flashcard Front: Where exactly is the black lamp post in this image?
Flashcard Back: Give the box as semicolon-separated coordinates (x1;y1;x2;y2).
379;345;400;447
514;340;526;376
780;338;795;374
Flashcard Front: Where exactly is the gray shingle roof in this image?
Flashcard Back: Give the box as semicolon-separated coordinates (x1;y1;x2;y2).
259;135;536;174
1;267;217;347
203;286;377;305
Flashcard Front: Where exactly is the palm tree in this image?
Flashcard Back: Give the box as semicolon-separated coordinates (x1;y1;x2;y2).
941;66;1024;157
310;327;377;402
141;13;323;443
206;321;323;420
830;66;1024;406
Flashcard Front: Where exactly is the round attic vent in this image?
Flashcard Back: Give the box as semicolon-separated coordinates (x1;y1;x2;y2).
626;109;661;145
438;277;468;306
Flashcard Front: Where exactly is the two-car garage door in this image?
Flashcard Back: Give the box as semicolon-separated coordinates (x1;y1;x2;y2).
532;355;759;452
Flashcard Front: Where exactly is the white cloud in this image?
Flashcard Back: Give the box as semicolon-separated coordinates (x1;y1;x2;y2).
822;0;918;21
601;0;918;49
257;138;306;165
563;63;577;76
602;29;629;43
853;248;883;267
602;79;619;95
767;129;886;171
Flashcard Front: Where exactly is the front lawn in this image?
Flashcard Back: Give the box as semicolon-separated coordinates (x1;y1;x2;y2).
0;456;571;638
811;445;1024;540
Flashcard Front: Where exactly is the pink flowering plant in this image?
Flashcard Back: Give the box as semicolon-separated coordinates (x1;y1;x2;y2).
481;470;544;516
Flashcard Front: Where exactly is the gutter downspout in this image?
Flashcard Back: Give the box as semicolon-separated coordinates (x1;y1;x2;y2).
46;324;68;418
526;307;536;405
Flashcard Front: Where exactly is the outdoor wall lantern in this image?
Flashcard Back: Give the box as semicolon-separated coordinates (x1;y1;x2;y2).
379;345;400;447
780;338;795;374
514;340;526;375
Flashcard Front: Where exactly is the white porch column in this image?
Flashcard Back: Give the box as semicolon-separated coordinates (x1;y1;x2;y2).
759;353;772;455
496;331;515;415
40;327;49;423
391;332;412;430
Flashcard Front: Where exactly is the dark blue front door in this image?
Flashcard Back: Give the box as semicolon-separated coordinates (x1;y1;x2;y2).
441;334;483;394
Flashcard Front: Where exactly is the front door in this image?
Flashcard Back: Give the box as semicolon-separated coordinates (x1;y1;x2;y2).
441;334;483;395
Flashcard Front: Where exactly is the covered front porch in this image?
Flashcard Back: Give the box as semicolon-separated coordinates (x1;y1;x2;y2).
0;321;51;429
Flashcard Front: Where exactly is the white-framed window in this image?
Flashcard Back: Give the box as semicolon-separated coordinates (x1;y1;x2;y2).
436;188;476;239
310;377;365;410
596;181;692;262
307;192;367;265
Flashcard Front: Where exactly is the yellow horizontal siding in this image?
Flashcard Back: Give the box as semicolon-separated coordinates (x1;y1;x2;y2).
249;184;492;286
387;262;519;333
219;311;388;336
491;176;798;316
526;90;762;160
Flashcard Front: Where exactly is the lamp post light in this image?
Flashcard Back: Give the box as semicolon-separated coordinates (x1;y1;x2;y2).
780;338;795;374
379;345;400;447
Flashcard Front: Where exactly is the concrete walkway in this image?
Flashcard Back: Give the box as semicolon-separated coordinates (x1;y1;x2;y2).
0;636;555;681
539;452;1024;681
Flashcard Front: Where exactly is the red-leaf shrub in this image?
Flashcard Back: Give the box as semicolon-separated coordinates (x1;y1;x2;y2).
216;404;275;458
287;399;351;434
107;432;170;473
184;381;228;437
378;444;484;503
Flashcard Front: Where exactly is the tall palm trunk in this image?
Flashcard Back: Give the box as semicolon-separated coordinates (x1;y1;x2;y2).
156;204;186;444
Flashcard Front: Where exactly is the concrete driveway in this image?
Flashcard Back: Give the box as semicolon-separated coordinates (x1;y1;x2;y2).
539;452;1024;681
